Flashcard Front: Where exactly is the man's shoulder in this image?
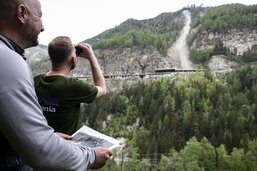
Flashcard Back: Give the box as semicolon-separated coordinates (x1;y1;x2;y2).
66;77;85;84
65;77;96;90
0;44;31;81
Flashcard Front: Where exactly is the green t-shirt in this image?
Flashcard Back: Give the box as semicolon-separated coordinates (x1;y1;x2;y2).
34;74;98;135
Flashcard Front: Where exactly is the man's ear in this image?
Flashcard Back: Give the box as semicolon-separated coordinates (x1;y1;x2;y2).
69;56;77;70
70;56;76;64
16;4;28;24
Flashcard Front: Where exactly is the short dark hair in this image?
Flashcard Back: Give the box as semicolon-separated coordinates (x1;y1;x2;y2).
48;36;74;66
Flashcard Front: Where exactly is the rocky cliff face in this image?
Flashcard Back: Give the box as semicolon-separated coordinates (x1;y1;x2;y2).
93;46;165;75
191;29;257;55
188;28;257;71
26;45;167;77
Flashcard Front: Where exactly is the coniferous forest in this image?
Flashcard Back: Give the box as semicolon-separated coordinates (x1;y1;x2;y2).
80;66;257;171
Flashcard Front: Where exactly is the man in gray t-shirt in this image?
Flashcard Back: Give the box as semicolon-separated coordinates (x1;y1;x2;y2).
0;0;112;170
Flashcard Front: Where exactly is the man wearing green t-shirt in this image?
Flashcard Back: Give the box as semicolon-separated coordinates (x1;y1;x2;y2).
34;36;107;135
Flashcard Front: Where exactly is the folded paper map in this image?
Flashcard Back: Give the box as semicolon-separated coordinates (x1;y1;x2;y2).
71;125;121;150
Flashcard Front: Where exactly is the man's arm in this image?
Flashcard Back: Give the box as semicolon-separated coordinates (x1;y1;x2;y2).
77;43;107;98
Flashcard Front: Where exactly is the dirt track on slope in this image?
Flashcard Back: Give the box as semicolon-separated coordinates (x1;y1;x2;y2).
167;10;194;69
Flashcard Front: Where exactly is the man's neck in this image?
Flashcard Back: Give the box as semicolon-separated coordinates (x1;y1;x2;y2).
46;69;69;77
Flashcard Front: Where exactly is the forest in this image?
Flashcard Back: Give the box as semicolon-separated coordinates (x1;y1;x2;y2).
191;4;257;33
81;66;257;171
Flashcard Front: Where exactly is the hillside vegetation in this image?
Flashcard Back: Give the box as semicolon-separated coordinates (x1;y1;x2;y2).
27;4;257;75
188;4;257;64
82;66;257;170
27;10;190;75
192;4;257;33
87;11;185;56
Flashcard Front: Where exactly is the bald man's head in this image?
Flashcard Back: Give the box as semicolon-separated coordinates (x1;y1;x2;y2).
0;0;44;48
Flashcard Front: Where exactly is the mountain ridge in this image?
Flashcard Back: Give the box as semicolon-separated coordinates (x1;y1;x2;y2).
26;4;257;77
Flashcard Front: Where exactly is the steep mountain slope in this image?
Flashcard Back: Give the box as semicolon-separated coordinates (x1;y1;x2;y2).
26;4;257;76
188;4;257;71
27;9;188;76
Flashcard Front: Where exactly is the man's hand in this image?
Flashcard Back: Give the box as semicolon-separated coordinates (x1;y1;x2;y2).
91;146;113;169
75;43;95;60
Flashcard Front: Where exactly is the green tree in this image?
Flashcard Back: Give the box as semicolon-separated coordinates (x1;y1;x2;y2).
180;137;203;170
244;151;257;171
230;148;246;171
158;149;183;171
216;144;230;170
